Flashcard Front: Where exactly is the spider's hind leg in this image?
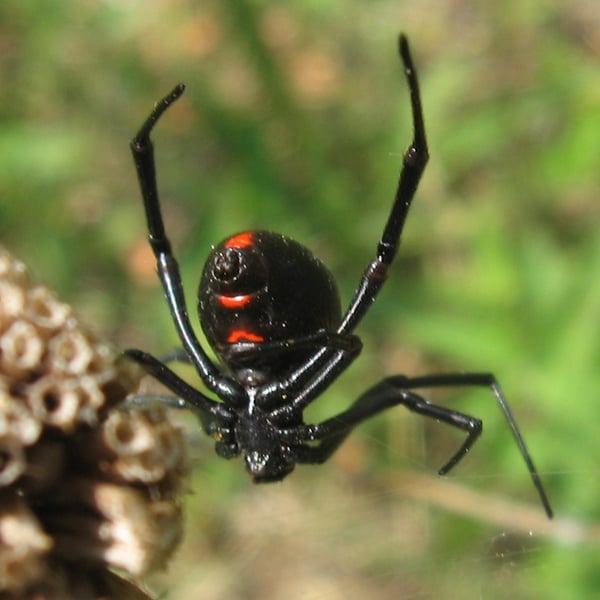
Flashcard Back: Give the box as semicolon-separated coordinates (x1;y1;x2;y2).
296;379;480;469
299;373;552;518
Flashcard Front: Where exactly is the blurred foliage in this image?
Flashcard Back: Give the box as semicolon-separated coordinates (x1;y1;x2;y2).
1;1;599;599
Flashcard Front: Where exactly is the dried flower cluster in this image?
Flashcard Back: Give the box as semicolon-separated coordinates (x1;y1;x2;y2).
0;247;190;599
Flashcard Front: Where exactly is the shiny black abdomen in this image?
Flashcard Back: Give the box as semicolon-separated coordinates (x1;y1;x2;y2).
198;231;341;374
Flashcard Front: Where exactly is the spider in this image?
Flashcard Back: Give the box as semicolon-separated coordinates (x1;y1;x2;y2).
126;34;552;518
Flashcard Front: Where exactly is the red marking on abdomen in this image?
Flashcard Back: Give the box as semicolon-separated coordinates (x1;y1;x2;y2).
224;232;254;249
216;294;253;309
227;329;264;343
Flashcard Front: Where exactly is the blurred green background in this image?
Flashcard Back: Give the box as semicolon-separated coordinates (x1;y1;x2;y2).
1;1;598;598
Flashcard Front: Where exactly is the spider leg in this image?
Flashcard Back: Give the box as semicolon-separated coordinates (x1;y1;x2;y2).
124;348;233;423
293;381;480;469
291;373;552;518
256;332;362;409
258;35;426;412
339;35;429;334
234;330;361;356
262;344;361;417
130;85;243;403
382;372;553;517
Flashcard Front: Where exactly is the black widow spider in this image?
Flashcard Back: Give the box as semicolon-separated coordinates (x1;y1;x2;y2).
126;34;552;518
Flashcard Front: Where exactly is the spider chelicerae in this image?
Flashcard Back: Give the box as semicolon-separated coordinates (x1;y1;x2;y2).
126;34;552;518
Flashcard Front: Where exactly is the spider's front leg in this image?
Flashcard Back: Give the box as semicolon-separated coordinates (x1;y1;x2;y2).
258;35;428;417
339;35;429;335
124;348;234;424
123;348;241;460
129;85;243;403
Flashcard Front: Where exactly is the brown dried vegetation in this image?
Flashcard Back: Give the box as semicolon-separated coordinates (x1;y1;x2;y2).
0;247;190;599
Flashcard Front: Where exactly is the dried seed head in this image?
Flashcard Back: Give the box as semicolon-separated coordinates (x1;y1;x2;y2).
0;387;41;446
46;328;95;375
0;281;26;331
0;248;29;286
0;435;26;486
0;320;45;376
24;286;72;334
0;247;190;599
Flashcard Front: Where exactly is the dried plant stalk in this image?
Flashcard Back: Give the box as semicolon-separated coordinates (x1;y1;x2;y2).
0;246;190;599
0;492;52;593
46;478;183;575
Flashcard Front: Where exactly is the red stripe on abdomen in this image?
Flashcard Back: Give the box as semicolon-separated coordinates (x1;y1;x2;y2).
227;329;265;343
224;232;254;249
216;294;253;309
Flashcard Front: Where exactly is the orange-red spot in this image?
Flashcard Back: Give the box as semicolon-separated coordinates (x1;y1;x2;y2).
216;294;253;309
227;330;264;343
224;232;254;249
